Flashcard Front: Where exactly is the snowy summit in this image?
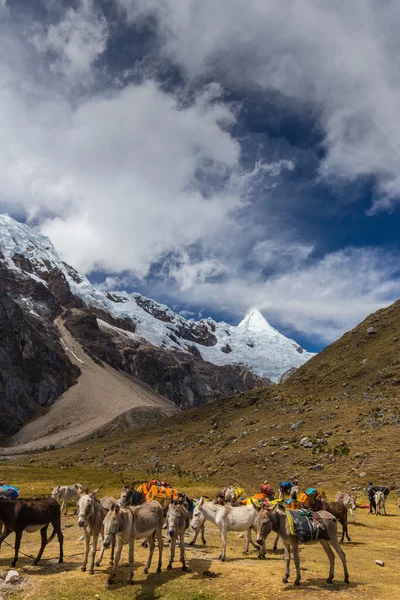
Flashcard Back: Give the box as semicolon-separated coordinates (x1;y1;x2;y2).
0;214;315;381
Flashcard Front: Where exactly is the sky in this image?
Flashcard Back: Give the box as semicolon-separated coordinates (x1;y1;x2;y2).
2;1;400;352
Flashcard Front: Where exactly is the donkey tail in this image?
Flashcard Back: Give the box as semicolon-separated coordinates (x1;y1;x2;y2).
47;527;57;544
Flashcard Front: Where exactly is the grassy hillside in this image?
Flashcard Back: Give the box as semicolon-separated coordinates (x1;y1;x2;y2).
2;300;400;598
283;298;400;398
6;299;399;493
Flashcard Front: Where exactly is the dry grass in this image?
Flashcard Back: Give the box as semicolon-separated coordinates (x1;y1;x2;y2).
0;468;399;600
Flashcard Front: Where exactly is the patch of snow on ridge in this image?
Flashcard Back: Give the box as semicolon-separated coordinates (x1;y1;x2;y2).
0;214;315;381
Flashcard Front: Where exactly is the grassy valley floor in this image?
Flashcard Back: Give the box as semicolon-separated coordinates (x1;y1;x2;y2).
0;466;399;600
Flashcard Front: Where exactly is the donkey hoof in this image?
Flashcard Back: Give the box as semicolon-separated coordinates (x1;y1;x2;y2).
128;580;134;586
157;567;162;573
182;565;188;572
282;577;289;584
345;577;350;584
81;567;86;572
326;578;333;584
203;540;207;545
189;541;194;546
58;559;63;565
89;570;94;575
107;578;114;585
167;564;172;570
95;561;101;567
143;568;148;574
294;580;301;586
32;560;39;566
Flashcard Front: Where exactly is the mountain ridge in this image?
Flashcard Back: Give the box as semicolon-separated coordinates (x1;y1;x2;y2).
0;213;315;382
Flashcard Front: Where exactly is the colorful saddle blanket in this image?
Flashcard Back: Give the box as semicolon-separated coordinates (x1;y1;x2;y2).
287;509;331;543
0;485;19;499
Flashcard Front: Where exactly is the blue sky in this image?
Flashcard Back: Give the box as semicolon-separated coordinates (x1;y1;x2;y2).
2;0;400;352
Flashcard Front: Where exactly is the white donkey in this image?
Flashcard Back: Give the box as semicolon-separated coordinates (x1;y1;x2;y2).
335;492;357;523
77;490;116;574
190;498;264;561
374;491;387;515
51;483;83;515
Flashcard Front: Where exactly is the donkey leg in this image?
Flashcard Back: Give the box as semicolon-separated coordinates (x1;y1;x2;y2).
156;526;163;573
282;543;291;584
0;527;12;549
11;530;22;568
128;539;134;585
329;538;349;583
180;532;187;571
95;534;105;567
108;538;123;584
189;528;199;546
344;521;351;542
144;535;155;574
89;533;99;574
292;540;301;586
33;526;48;565
81;530;90;572
110;536;116;567
201;524;206;545
273;533;279;551
219;528;227;561
167;534;176;569
320;540;335;583
62;499;67;516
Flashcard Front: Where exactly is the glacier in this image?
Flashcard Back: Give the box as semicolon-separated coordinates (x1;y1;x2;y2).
0;213;315;381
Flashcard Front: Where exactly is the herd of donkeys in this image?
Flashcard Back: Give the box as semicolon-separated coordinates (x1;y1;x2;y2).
0;478;395;587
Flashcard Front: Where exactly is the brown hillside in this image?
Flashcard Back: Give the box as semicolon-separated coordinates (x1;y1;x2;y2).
283;298;400;398
10;299;400;494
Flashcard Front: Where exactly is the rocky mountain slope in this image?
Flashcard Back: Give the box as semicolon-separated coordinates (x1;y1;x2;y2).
33;297;400;491
0;214;314;382
0;214;272;438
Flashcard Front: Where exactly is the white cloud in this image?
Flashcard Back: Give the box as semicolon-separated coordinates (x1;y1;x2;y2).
164;247;400;343
32;0;108;79
119;0;400;211
1;2;400;346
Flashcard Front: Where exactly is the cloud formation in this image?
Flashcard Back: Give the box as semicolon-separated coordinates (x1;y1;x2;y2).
119;0;400;211
1;1;400;346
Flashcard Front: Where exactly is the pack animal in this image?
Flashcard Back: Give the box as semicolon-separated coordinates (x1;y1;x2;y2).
374;491;387;515
77;490;116;574
252;504;349;586
308;494;350;542
190;498;265;561
335;492;357;523
166;499;190;571
103;500;164;585
0;497;63;567
51;483;83;515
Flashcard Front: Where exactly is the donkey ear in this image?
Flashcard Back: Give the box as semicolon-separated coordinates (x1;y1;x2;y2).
198;497;204;508
115;504;120;514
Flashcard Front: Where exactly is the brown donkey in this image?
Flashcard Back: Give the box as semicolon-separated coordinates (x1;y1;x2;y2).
103;500;164;585
252;503;349;586
308;494;350;542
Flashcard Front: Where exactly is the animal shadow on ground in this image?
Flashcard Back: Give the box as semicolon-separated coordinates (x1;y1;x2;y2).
0;555;78;573
105;556;214;592
281;578;360;592
132;557;216;600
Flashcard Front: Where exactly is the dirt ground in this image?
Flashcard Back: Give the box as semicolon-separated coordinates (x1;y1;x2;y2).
4;320;176;453
0;482;399;600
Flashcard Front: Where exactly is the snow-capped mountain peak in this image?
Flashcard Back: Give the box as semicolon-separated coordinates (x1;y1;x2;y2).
0;214;315;381
238;307;278;335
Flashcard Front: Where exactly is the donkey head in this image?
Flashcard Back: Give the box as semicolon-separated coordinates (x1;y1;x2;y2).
103;504;120;548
